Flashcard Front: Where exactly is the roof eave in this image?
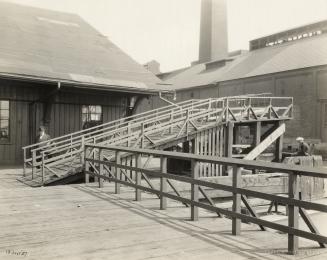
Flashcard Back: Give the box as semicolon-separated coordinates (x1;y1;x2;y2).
0;72;172;95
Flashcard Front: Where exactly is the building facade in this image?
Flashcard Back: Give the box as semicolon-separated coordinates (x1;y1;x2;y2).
138;16;327;144
0;2;164;164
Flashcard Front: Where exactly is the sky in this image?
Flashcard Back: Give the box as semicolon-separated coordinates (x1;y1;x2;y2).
2;0;327;72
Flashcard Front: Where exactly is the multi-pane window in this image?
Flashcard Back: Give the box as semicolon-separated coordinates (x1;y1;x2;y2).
0;100;9;142
82;105;102;129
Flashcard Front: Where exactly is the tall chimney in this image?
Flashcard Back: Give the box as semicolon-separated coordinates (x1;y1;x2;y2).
198;0;228;63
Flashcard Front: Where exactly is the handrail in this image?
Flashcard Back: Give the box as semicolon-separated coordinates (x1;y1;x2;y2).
86;144;327;178
84;144;327;255
23;94;273;151
22;99;199;150
29;100;292;168
23;98;208;151
30;101;219;158
23;95;293;181
23;95;282;152
28;98;213;153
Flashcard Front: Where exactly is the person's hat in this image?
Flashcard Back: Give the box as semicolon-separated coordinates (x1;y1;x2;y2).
296;137;304;142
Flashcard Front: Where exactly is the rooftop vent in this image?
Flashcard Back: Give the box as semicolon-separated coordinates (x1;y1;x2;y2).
204;58;233;71
250;20;327;51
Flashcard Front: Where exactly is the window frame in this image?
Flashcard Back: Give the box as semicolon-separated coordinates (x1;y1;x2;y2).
0;100;11;144
81;105;103;129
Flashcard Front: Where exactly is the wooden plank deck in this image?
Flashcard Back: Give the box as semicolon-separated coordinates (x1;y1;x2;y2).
1;168;327;260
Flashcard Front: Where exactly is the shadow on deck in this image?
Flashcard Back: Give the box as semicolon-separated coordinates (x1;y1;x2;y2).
1;168;326;259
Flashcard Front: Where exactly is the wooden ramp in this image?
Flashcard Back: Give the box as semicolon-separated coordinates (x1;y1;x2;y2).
20;95;293;187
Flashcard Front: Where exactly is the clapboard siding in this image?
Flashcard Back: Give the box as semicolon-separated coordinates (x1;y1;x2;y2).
0;78;129;165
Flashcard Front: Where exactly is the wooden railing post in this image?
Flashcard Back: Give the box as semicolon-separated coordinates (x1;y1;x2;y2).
115;151;121;194
191;159;199;221
80;136;85;165
232;166;241;235
246;98;251;119
169;112;173;134
85;146;89;184
207;99;211;121
140;123;144;148
135;153;142;201
160;156;167;210
127;122;131;146
224;121;234;176
253;121;261;174
288;173;299;255
225;98;229;122
23;148;26;177
98;148;104;188
32;150;36;180
93;138;98;183
186;109;190;136
70;135;73;158
41;152;45;185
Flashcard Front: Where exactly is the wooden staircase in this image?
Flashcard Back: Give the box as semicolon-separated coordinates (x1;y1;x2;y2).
19;95;293;187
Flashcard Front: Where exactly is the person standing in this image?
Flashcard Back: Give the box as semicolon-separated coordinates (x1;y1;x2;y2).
36;126;51;147
296;137;310;156
36;126;52;162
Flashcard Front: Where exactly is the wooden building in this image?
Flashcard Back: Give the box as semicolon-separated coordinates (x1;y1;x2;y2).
0;2;165;165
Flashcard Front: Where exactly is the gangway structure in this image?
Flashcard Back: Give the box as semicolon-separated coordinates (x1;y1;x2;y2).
20;95;293;187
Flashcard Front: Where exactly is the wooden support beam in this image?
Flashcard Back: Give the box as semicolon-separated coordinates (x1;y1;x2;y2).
115;151;121;194
299;207;325;248
141;172;160;199
135;154;142;201
219;127;223;175
142;155;153;169
245;123;285;161
85;151;89;184
191;159;199;221
252;121;261;174
224;122;234;176
254;121;261;147
167;179;188;207
298;192;325;248
275;122;284;162
288;173;299;255
98;149;104;188
232;166;241;235
199;186;222;217
90;138;97;183
241;195;266;231
160;156;167;210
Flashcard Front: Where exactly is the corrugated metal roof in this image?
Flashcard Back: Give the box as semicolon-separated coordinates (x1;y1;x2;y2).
164;33;327;90
0;2;164;92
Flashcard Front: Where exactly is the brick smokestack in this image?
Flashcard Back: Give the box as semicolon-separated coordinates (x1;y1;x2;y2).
198;0;228;63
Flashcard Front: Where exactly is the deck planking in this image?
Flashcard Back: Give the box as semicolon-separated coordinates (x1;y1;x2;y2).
0;168;327;260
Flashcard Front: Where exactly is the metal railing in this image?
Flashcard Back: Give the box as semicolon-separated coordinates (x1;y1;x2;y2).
84;144;327;255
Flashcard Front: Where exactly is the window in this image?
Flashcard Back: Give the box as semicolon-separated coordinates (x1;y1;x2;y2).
82;105;102;129
0;100;10;142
